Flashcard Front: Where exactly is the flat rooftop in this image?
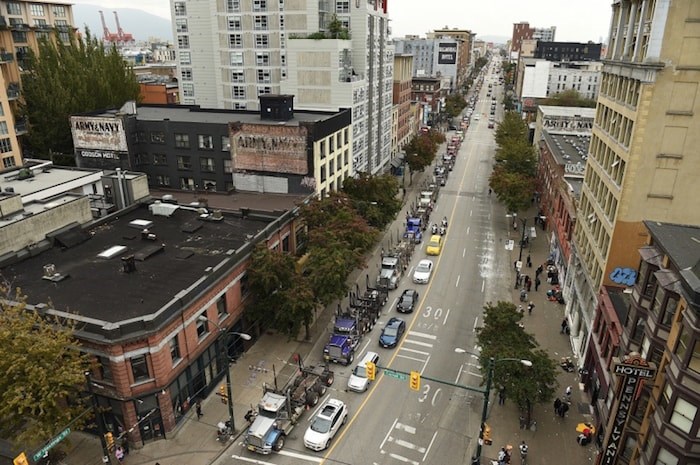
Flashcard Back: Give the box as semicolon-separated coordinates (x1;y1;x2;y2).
0;161;102;200
87;104;343;127
539;106;596;119
544;131;590;170
2;202;278;325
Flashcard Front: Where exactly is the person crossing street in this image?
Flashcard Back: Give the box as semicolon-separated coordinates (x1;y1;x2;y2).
519;441;528;464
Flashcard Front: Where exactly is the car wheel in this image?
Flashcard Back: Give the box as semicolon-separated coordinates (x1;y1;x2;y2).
325;374;335;386
307;391;319;407
348;353;354;364
273;435;285;451
342;413;347;425
325;440;331;450
318;384;327;396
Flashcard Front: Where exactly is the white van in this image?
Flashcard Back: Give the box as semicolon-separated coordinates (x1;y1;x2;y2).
347;351;380;392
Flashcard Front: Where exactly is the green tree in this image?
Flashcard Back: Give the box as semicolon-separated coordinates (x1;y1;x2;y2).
404;129;444;173
303;242;355;306
327;15;350;39
495;138;537;178
0;288;91;447
275;275;316;340
542;89;597;108
443;94;466;118
21;30;140;160
489;165;534;214
494;111;528;148
476;301;558;425
343;173;401;229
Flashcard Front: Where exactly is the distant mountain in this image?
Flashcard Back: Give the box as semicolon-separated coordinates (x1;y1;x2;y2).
73;4;173;43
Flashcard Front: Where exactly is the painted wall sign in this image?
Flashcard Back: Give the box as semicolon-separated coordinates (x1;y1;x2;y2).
599;355;656;465
565;163;586;175
231;124;309;176
79;149;121;160
437;42;457;64
609;267;637;286
71;116;128;152
543;116;594;132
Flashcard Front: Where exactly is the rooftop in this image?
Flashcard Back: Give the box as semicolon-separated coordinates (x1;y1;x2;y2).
0;160;102;202
2;202;281;329
543;131;590;172
539;106;596;119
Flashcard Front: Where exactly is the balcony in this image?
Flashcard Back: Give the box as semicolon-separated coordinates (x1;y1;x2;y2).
34;22;53;31
10;22;29;31
0;16;7;28
0;51;13;63
15;120;28;135
7;83;20;100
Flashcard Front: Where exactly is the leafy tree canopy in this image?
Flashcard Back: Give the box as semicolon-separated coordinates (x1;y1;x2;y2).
489;165;534;214
404;129;444;172
21;30;140;160
542;89;597;108
494;111;528;148
495;138;538;178
0;288;91;447
343;172;401;229
476;301;558;419
444;94;467;118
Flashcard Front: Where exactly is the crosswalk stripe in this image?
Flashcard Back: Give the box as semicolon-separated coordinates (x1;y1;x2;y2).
404;339;434;348
407;331;437;340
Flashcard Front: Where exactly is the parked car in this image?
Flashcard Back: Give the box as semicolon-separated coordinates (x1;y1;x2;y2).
303;399;348;451
347;351;380;392
426;235;442;256
397;289;419;313
379;317;406;348
488;122;495;129
413;259;434;284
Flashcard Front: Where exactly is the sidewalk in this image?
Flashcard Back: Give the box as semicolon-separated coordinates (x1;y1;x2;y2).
62;156;439;465
483;205;598;465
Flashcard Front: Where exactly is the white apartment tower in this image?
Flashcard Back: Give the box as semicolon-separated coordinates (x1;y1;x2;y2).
171;0;393;174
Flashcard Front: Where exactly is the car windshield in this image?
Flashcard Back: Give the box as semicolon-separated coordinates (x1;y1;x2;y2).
384;327;398;337
353;365;367;377
417;263;430;272
429;240;439;247
400;295;412;304
310;416;332;433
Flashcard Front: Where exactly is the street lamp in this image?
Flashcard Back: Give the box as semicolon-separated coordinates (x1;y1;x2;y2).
455;351;532;465
197;315;251;433
505;213;528;262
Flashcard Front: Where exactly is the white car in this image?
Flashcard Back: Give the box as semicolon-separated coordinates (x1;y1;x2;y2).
303;399;348;451
473;114;480;121
413;259;434;284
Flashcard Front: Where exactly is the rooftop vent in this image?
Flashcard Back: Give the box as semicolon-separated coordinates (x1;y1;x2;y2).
98;245;128;259
42;263;70;282
122;255;137;273
130;219;154;229
149;202;179;217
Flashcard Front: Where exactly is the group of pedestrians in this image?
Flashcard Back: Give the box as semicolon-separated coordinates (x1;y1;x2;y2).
495;441;528;464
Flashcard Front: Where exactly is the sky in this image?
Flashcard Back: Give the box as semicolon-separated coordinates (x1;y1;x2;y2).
70;0;613;44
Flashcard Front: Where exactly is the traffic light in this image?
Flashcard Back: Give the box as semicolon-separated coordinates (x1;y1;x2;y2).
105;432;115;450
409;371;421;391
482;423;493;446
366;361;376;381
219;384;228;403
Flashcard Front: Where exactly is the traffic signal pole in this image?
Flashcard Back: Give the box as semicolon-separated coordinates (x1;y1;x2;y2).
474;358;494;465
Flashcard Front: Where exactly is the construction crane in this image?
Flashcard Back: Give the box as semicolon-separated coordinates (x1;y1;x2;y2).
99;11;119;43
113;11;134;43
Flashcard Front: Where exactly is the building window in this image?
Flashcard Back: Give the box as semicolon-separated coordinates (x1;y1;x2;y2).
203;180;216;191
3;156;16;168
240;273;250;297
36;31;50;41
223;159;233;173
34;19;47;27
232;86;246;99
257;69;271;83
182;83;194;97
198;135;214;149
179;51;191;64
228;16;242;30
196;316;209;338
174;2;186;16
200;157;215;172
130;355;150;382
177;155;191;170
155;175;170;186
150;131;165;143
256;53;270;66
6;2;21;15
655;448;679;465
660;294;679;327
229;34;242;48
255;34;269;48
180;177;195;190
53;5;66;16
336;0;349;13
217;295;228;318
0;138;13;153
30;4;45;16
58;31;69;42
176;18;188;33
169;336;181;363
222;136;230;151
675;326;700;373
253;0;267;11
175;133;190;148
630;315;645;344
12;31;27;43
181;69;193;81
230;52;244;66
153;153;167;165
134;153;148;165
231;70;245;82
177;35;190;48
257;86;271;96
226;0;240;12
639;262;658;298
254;15;268;30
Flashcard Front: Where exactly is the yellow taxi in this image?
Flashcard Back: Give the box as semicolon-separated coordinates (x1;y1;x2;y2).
426;235;442;256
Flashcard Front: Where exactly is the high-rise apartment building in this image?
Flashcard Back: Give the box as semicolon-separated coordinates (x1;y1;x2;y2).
426;28;475;88
171;0;393;174
393;36;460;91
564;0;700;361
0;0;75;170
392;54;413;158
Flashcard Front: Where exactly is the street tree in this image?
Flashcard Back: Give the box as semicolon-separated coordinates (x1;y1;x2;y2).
21;30;140;161
404;129;444;173
495;138;538;178
0;288;91;447
343;173;401;229
494;111;528;148
542;89;596;108
489;165;534;214
275;276;316;341
476;301;558;426
443;94;466;118
303;241;356;307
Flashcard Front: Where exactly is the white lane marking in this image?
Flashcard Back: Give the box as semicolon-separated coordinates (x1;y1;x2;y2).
390;297;398;311
456;275;460;287
380;418;399;450
463;248;466;258
395;422;417;434
470;209;473;217
423;431;439;461
421;355;431;374
359;338;371;354
394;438;427;453
444;308;450;325
473;317;479;331
400;347;431;355
404;339;434;348
277;450;324;462
396;354;428;363
481;279;485;293
408;331;437;340
232;455;280;464
388;452;419;465
455;363;465;383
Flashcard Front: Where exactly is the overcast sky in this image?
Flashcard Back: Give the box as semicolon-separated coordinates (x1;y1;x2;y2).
71;0;612;43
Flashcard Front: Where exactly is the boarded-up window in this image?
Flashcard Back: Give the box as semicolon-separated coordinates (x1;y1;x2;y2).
649;168;677;198
660;126;686;156
668;82;697;113
679;38;700;68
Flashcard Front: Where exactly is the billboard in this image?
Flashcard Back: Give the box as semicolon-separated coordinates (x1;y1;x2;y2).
438;42;457;65
231;124;309;175
71;116;128;152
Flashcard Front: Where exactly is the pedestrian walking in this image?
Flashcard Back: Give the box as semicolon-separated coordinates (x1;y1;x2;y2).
519;441;528;464
519;414;527;429
554;397;562;415
121;438;129;455
565;385;572;399
559;402;570;418
498;448;508;465
561;318;568;334
518;304;524;315
498;387;506;405
535;276;541;291
527;302;535;315
536;264;543;277
526;254;532;268
526;280;531;292
195;400;203;420
115;446;125;463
